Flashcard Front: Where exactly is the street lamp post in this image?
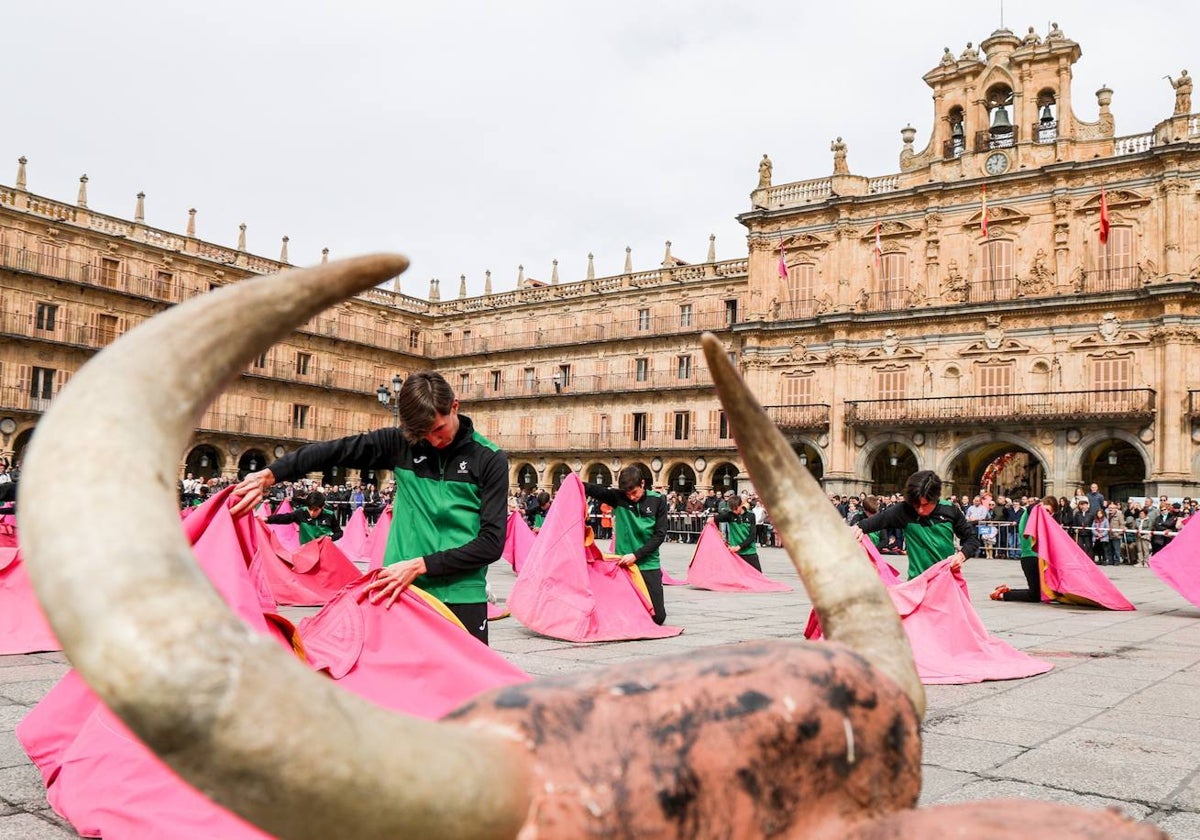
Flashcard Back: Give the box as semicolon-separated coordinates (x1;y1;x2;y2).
376;374;404;427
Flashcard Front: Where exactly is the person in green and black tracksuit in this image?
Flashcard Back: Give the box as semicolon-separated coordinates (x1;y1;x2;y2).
232;372;508;646
265;491;343;544
584;465;670;625
850;470;979;580
716;493;761;572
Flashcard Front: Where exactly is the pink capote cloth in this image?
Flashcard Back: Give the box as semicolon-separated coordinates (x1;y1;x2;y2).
487;601;511;621
297;571;529;718
1027;504;1135;610
1149;514;1200;608
0;514;18;547
248;518;362;607
266;497;300;553
508;474;683;642
18;489;287;839
334;506;370;562
20;490;531;839
803;536;900;639
662;567;690;586
365;507;393;570
684;521;792;592
806;543;1052;684
502;511;536;573
0;547;60;654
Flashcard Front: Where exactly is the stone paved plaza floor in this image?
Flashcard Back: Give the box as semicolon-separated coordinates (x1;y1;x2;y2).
4;542;1200;837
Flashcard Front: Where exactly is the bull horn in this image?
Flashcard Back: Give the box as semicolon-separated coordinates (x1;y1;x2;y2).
701;332;924;718
18;255;532;839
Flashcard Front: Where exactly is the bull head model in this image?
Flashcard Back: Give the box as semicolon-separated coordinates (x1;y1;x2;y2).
18;256;1163;838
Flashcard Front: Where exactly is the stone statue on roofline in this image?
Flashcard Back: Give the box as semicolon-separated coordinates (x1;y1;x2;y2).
1169;70;1192;116
757;154;773;189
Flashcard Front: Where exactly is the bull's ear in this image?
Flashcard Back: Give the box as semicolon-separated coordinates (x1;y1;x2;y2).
18;255;532;840
700;332;924;719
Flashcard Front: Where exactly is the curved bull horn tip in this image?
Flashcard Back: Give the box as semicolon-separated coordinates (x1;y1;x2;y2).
700;332;924;718
18;255;532;839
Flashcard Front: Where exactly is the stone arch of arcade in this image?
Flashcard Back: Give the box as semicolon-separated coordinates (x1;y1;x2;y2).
940;434;1049;501
585;462;613;487
237;449;269;480
548;462;572;492
789;437;825;483
514;462;538;491
185;443;223;482
1066;430;1151;502
710;461;741;493
855;438;920;497
666;462;697;495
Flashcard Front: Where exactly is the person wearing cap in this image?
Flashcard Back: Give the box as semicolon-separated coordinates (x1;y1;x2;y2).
584;465;670;625
849;470;978;580
716;493;762;571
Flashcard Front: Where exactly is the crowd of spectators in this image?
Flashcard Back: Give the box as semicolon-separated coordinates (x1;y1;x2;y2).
827;482;1194;567
179;472;394;526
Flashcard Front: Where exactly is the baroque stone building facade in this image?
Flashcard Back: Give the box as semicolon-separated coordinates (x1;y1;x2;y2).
1;24;1198;501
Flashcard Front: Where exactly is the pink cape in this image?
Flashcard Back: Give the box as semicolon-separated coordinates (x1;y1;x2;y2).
1027;504;1135;610
365;507;393;570
267;497;300;552
334;506;370;562
249;519;363;607
487;601;511;621
1149;514;1200;609
502;511;536;573
0;513;18;547
684;521;792;592
18;489;288;839
0;547;60;654
806;543;1051;684
297;571;529;718
19;490;530;838
662;567;690;586
803;536;900;639
508;474;683;642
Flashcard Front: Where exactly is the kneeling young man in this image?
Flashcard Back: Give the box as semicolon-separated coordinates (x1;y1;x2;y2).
584;466;669;624
850;470;979;579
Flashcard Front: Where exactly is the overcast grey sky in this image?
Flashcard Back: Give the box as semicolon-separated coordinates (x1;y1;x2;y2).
4;2;1194;297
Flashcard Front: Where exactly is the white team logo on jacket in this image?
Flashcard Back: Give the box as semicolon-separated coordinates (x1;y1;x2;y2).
458;460;469;473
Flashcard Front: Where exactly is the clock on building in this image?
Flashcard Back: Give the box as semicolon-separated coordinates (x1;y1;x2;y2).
984;151;1010;175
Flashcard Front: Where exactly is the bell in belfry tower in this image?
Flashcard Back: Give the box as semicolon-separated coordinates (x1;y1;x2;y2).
989;104;1013;136
1040;104;1055;124
951;119;965;140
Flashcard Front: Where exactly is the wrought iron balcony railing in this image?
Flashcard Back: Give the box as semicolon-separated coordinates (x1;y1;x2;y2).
489;429;737;453
845;388;1155;428
459;368;713;402
974;126;1019;152
762;404;832;432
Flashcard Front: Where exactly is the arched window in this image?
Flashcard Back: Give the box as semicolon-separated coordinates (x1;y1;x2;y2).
1036;89;1058;143
946;106;966;158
